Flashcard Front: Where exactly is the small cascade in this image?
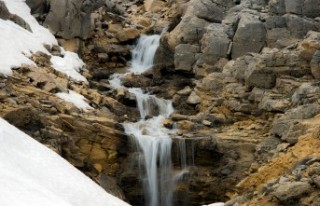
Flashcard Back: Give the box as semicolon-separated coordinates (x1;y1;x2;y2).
109;34;185;206
129;35;161;74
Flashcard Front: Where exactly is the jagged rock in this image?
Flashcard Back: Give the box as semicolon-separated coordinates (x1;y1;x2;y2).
231;12;266;59
292;82;320;105
273;181;312;202
174;44;200;72
272;104;320;143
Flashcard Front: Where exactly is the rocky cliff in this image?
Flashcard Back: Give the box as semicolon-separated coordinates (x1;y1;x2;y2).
2;0;320;205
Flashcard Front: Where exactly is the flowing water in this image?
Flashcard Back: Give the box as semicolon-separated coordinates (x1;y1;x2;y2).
109;34;189;206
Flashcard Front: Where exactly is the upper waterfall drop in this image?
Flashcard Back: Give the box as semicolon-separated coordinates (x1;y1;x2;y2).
129;34;161;74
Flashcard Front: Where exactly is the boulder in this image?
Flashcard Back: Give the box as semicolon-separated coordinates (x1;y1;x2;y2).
174;44;200;72
273;181;312;202
168;15;210;48
231;12;266;59
44;0;96;39
200;24;231;66
246;68;277;89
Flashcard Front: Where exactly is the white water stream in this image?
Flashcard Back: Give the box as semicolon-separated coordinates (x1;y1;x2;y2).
109;34;189;206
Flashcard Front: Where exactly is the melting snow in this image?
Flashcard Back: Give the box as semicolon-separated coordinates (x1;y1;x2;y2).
56;90;93;111
0;0;86;81
0;118;130;206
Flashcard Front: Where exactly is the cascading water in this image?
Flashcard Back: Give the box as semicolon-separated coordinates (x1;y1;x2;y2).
109;34;178;206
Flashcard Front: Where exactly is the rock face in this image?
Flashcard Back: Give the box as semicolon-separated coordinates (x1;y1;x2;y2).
6;0;320;205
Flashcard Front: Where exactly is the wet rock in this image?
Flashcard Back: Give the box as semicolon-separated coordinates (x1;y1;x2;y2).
273;181;312;202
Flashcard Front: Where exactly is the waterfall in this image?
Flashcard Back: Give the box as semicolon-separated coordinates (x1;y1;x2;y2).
109;34;177;206
129;34;161;74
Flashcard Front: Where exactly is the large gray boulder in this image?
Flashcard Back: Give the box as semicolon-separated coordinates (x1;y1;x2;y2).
231;12;266;59
200;24;231;66
174;44;200;72
44;0;90;39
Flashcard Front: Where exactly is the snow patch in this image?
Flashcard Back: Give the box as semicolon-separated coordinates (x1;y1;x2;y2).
51;52;87;82
56;90;93;111
0;118;130;206
0;0;86;81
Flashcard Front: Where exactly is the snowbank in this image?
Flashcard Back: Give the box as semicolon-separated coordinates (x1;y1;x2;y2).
56;90;93;111
0;0;86;81
0;118;130;206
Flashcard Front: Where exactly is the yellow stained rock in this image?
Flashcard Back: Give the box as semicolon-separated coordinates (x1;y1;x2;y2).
90;144;108;161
